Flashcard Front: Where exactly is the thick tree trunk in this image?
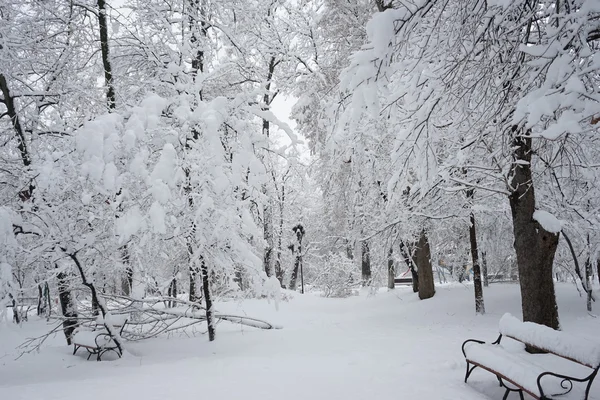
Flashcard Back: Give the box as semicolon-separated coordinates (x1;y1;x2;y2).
387;245;395;289
200;256;215;341
468;209;485;314
57;270;78;345
509;133;559;332
482;251;489;287
414;230;435;300
361;241;371;286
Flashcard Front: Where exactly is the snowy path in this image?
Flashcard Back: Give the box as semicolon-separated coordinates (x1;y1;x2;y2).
2;283;600;400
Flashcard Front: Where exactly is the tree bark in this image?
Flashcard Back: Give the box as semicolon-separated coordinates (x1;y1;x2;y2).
0;74;31;168
361;241;371;286
469;210;485;314
387;245;395;289
37;284;43;316
200;256;215;341
399;240;418;292
121;246;133;296
467;189;485;314
261;56;278;280
275;181;285;286
263;202;274;277
57;270;78;345
414;230;435;300
289;243;299;291
482;251;489;287
185;0;207;301
509;132;560;332
96;0;116;110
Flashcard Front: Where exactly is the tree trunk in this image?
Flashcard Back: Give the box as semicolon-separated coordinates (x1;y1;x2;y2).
57;270;78;345
0;74;31;168
37;284;43;316
263;201;274;277
289;244;299;291
200;256;215;341
261;56;278;280
509;132;560;332
468;208;485;314
289;225;305;292
399;240;418;292
361;241;371;286
189;251;199;303
414;230;435;300
121;246;133;296
586;258;593;312
168;276;178;308
275;181;285;286
482;251;489;287
185;0;207;301
387;245;395;289
65;252;124;355
96;0;116;110
44;283;51;320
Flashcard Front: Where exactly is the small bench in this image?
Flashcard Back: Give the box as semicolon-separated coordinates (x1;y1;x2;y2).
462;313;600;399
73;314;128;361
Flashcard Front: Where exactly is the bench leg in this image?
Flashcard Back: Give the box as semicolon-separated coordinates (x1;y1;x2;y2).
465;361;478;383
73;345;79;355
499;377;525;400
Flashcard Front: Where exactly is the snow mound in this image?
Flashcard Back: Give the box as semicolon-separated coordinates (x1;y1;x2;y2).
532;210;562;233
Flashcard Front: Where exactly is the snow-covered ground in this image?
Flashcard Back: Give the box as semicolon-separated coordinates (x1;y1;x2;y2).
2;283;600;400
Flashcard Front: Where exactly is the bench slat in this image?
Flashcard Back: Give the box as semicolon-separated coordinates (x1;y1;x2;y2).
467;360;539;399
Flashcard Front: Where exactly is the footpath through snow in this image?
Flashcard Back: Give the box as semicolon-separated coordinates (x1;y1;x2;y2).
1;283;600;400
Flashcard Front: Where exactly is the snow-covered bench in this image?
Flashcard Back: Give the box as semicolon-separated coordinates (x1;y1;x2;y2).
72;314;128;361
462;313;600;400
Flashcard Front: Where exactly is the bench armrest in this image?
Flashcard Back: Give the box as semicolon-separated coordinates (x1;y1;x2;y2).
94;332;114;349
461;334;502;358
462;334;503;357
462;339;485;357
537;368;599;398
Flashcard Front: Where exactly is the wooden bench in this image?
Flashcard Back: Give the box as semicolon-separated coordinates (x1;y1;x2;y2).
462;313;600;400
73;314;128;361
